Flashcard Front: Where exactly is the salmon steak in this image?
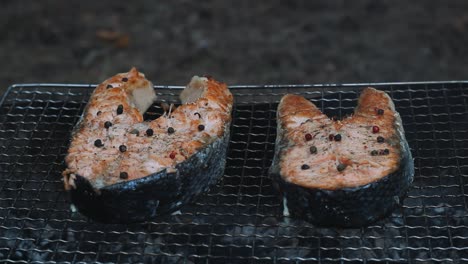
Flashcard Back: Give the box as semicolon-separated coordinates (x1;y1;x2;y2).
269;88;414;227
63;68;233;223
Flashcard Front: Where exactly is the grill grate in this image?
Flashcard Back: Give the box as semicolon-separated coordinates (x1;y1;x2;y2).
1;82;468;263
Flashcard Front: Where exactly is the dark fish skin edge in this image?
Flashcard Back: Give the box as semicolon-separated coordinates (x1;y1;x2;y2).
269;112;415;228
69;127;230;224
270;139;414;228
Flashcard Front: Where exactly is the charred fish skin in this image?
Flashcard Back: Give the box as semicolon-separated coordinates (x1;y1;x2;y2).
270;138;413;228
269;88;414;228
70;128;230;223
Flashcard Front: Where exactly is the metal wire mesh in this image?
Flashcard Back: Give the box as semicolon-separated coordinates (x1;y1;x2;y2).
0;82;468;263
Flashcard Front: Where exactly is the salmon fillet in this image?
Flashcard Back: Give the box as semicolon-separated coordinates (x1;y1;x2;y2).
63;68;233;223
269;87;414;227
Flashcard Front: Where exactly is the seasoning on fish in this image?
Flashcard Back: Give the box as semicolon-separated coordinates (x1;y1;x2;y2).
62;68;233;223
119;145;127;152
198;124;205;131
310;146;317;154
334;134;342;141
337;163;347;172
305;133;312;141
129;129;139;136
106;84;113;89
146;128;153;136
372;126;380;133
269;87;414;227
120;172;128;179
378;148;390;155
104;121;112;129
117;104;124;115
94;139;103;148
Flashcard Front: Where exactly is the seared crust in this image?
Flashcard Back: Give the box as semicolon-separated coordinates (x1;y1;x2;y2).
355;87;396;117
277;94;328;130
278;94;324;119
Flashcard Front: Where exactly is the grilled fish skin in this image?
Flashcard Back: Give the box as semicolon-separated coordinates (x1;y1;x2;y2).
63;68;233;223
269;88;414;227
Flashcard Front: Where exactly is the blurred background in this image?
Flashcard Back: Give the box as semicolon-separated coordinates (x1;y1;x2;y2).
1;0;468;93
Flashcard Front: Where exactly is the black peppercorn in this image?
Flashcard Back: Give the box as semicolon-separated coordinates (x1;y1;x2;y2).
371;150;378;156
198;124;205;131
337;163;347;172
94;139;103;147
146;129;154;136
301;164;310;170
119;145;127;152
377;109;384;115
378;149;390;155
117;104;123;115
122;77;128;82
104;121;112;129
96;111;102;116
310;146;317;154
119;172;128;179
168;127;175;134
334;134;342;141
377;136;385;143
106;84;113;89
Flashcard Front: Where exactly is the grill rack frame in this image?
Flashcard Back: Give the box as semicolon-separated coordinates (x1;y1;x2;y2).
0;81;468;263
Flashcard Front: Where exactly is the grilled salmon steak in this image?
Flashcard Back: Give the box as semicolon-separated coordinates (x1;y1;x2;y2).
63;68;233;223
269;88;414;227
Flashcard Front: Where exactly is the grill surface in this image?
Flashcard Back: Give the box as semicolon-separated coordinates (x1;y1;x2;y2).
1;82;468;263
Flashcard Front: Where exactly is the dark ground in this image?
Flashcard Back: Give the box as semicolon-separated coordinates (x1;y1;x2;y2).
1;1;468;93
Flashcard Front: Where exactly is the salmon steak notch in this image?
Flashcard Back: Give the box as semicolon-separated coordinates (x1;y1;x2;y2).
63;68;233;223
269;87;414;227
